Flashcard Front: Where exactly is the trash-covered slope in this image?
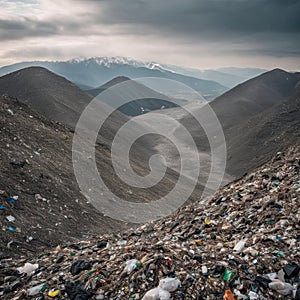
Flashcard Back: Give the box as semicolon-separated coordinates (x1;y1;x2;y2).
1;145;299;299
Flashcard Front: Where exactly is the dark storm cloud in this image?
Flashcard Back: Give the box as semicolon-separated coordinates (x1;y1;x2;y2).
94;0;300;34
3;0;300;50
0;18;59;41
88;0;300;57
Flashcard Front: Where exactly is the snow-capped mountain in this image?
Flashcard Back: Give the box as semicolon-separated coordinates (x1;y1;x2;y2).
67;56;171;72
68;56;147;68
0;57;228;100
65;57;266;88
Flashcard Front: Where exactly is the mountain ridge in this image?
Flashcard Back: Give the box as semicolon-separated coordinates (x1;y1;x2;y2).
0;58;228;100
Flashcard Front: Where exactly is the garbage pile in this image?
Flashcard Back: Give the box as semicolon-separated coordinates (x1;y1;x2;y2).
0;146;299;299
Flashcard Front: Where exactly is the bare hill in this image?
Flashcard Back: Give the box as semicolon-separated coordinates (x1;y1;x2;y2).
87;76;182;116
178;68;300;177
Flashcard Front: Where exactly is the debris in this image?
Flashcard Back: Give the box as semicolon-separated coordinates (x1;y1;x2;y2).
269;280;294;296
17;262;39;275
233;238;247;252
283;262;300;279
48;288;60;297
7;226;14;232
159;277;180;292
123;259;140;274
142;287;170;300
6;215;15;222
70;260;92;276
65;281;94;300
7;109;14;116
1;146;300;299
27;283;46;296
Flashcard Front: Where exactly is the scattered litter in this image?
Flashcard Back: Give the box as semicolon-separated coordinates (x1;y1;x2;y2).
7;109;14;116
17;262;39;275
6;215;16;222
7;226;15;232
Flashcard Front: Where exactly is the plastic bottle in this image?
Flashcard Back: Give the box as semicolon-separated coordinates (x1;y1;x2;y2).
124;259;140;274
27;283;46;296
233;239;247;252
223;269;235;282
201;265;208;275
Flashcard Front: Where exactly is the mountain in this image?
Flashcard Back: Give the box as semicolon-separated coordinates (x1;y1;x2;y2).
210;68;300;131
183;68;300;176
87;76;185;116
216;67;268;80
0;66;93;128
0;66;133;146
226;85;300;176
0;68;209;247
0;66;184;168
0;57;228;100
136;68;300;181
153;64;267;88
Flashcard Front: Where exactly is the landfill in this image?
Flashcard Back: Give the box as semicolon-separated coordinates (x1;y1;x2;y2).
0;146;299;299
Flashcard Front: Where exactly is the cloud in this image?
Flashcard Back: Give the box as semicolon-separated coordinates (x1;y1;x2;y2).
92;0;300;34
0;0;299;69
0;17;60;41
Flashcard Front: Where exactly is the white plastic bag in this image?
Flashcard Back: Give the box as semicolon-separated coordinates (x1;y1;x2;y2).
17;262;39;275
142;287;170;300
159;277;181;292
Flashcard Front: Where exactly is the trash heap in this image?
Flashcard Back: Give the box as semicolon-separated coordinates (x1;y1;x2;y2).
0;146;299;300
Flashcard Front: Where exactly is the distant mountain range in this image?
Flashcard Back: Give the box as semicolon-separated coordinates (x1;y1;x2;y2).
0;57;242;101
154;64;267;88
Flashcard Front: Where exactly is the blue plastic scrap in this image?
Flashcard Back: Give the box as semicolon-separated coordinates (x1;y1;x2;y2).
8;198;15;204
8;226;15;232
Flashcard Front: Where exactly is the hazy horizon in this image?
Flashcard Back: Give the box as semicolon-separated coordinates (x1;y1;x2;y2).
0;55;273;72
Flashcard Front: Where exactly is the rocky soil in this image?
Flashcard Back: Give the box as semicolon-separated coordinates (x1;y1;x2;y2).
0;95;125;257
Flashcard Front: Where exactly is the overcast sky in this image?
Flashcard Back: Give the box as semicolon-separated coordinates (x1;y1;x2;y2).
1;0;300;70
